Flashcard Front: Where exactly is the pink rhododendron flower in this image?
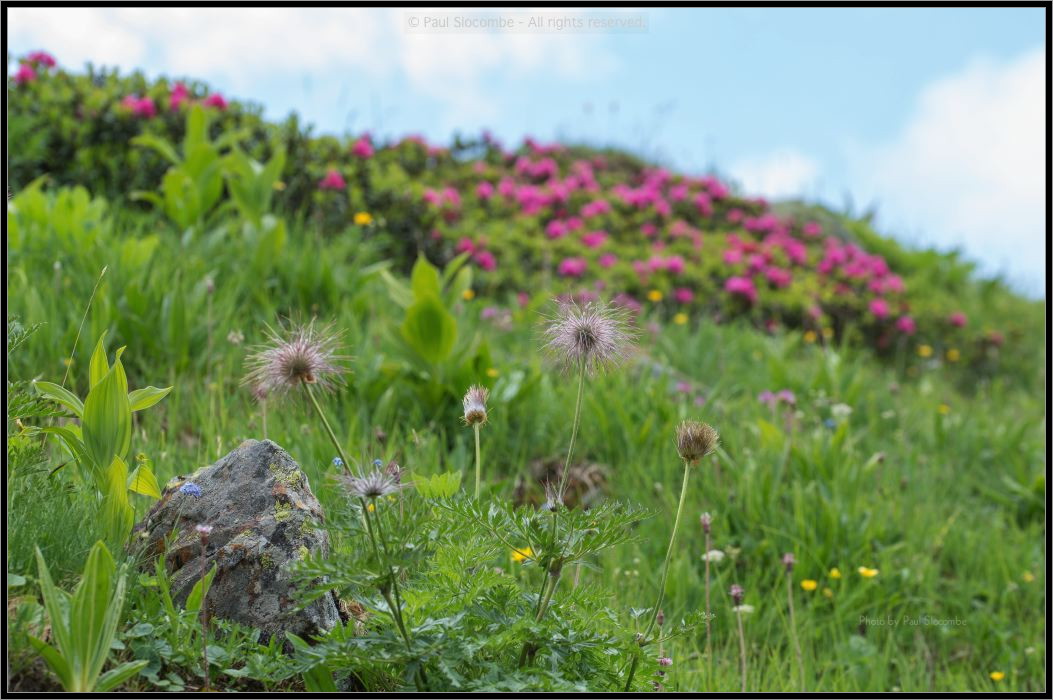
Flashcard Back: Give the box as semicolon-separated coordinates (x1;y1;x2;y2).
455;237;475;254
896;315;916;335
318;169;346;190
557;257;587;278
442;186;461;208
121;95;156;118
169;82;190;111
517;292;530;307
948;311;967;327
473;250;497;271
566;216;584;232
726;208;744;223
14;63;36;85
351;136;374;159
545;220;568;239
581;199;611;218
764;267;792;288
641;222;657;238
203;93;228;110
665;256;685;275
694;192;713;216
581;230;608;248
869;298;889;319
802;221;822;237
422;188;442;206
669;184;689;201
723;249;743;265
26;51;56;68
599;253;618;268
725;276;757;304
674;287;694;304
476;181;494;199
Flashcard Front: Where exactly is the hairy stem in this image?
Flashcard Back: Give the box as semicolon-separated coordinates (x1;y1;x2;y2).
704;529;712;681
473;423;482;499
787;573;805;691
737;608;747;692
625;461;691;691
304;382;352;475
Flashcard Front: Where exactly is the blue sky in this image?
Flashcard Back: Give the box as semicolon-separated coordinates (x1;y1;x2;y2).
8;7;1047;295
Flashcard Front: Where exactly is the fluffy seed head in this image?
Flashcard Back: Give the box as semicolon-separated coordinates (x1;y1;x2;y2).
675;421;720;463
462;385;489;425
542;299;635;375
344;469;401;500
243;320;348;397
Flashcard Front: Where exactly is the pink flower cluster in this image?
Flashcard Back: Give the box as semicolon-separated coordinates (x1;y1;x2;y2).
12;51;57;85
120;95;157;118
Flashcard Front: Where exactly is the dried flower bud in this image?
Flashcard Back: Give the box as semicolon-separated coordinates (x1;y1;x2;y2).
385;460;402;484
675;421;720;463
657;656;673;667
462;385;489;426
782;552;796;573
656;609;665;627
195;524;214;537
700;512;713;534
730;583;744;606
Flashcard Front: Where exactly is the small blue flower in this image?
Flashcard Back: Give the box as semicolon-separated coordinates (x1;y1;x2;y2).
372;459;383;468
179;482;203;498
823;418;837;430
332;457;344;468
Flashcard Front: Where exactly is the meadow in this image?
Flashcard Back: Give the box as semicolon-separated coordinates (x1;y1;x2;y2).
6;52;1047;693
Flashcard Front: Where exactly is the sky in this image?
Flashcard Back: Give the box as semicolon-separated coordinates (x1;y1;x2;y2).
7;6;1047;296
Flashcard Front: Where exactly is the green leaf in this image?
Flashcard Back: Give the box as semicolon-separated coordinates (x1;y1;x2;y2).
185;563;218;614
33;381;84;417
83;355;132;472
40;426;89;470
302;663;338;692
402;294;457;363
95;660;148;692
130;133;180;165
102;457;134;543
127;386;172;412
415;470;463;499
8;573;27;587
88;333;109;389
410;254;442;301
126;463;162;499
29;636;73;691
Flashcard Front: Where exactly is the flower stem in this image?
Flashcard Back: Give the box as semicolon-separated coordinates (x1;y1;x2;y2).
304;382;352;475
199;535;210;692
787;573;805;691
624;461;692;691
473;423;482;499
737;608;748;692
704;529;712;681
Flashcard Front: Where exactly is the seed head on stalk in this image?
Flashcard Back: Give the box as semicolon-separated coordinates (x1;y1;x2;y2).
243;319;348;397
541;299;635;375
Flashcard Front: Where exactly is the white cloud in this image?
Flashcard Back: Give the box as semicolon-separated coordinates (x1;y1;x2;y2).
7;7;613;131
728;149;822;199
851;47;1046;294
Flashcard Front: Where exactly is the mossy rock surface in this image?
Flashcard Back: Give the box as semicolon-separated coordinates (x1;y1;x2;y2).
133;439;339;643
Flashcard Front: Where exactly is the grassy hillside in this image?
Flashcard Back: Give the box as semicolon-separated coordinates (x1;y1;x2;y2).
6;52;1046;692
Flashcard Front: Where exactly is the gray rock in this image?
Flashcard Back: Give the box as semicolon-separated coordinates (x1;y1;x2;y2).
133;439;340;643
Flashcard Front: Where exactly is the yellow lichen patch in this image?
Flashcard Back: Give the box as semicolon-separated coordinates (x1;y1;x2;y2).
269;462;304;488
274;501;293;522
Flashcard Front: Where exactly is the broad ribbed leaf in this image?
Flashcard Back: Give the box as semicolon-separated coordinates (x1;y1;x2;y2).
127;386;172;412
33;381;84;417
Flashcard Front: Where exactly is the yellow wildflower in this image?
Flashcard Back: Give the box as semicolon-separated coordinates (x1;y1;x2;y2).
511;547;533;563
673;312;688;326
946;348;960;362
462;289;476;301
647;289;663;303
822;587;833;598
367;503;375;512
800;579;818;592
821;327;834;339
938;403;951;415
354;211;373;226
1022;571;1035;583
272;180;286;191
918;344;933;358
486;368;499;378
829;567;842;579
989;671;1005;682
858;566;879;578
803;330;817;344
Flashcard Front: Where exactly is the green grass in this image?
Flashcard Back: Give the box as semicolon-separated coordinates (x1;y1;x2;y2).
6;185;1046;692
